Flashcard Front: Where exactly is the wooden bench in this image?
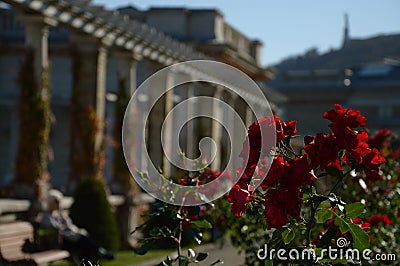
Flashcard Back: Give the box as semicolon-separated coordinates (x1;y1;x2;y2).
0;221;70;265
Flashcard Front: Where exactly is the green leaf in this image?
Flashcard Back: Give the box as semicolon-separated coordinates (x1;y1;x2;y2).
295;223;307;230
311;186;317;194
131;222;147;234
344;202;364;218
134;240;154;255
178;256;191;266
149;226;172;237
316;208;333;223
334;217;349;234
319;199;331;209
265;259;273;266
282;228;296;244
196;252;208;262
190;219;213;229
348;223;370;251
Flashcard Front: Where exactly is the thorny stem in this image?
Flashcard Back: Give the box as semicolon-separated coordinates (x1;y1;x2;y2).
305;169;352;245
177;205;184;262
280;140;301;158
328;169;352;195
306;200;317;246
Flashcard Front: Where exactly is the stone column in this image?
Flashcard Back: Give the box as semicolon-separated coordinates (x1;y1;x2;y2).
166;71;194;174
19;15;55;81
162;75;174;177
191;83;223;170
235;97;253;129
146;62;174;177
111;51;141;195
185;83;196;159
112;51;144;248
218;90;235;172
211;87;223;170
231;96;251;173
245;104;254;127
13;15;55;201
68;33;108;193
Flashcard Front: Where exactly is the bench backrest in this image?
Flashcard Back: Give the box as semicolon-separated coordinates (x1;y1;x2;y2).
0;221;34;261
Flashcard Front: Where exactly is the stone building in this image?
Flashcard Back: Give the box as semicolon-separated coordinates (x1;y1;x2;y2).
0;0;282;202
0;0;283;193
269;17;400;137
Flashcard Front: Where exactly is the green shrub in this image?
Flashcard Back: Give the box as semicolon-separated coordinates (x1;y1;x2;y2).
70;178;119;252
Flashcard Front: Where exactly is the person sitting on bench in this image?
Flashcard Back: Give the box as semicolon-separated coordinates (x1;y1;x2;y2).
40;189;114;261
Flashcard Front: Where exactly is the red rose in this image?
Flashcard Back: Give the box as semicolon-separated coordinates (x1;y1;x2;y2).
248;116;275;148
227;184;253;204
261;155;286;190
329;123;359;150
199;169;225;184
366;214;392;227
278;187;302;220
350;218;370;231
263;188;302;229
323;104;367;128
275;116;297;142
342;132;371;165
248;115;297;146
304;133;341;170
364;148;386;166
367;128;392;149
239;136;260;173
263;190;289;229
304;135;314;145
227;183;253;218
283;120;297;137
360;148;386;181
284;155;318;189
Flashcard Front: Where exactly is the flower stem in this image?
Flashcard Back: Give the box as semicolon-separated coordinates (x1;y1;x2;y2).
306;201;316;246
305;169;352;245
177;206;183;262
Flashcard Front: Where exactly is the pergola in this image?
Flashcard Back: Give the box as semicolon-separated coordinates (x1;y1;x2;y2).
1;0;274;246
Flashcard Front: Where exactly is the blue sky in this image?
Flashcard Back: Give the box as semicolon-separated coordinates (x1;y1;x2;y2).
94;0;400;66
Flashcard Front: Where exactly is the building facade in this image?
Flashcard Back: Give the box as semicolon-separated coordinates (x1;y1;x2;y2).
0;1;281;198
269;23;400;137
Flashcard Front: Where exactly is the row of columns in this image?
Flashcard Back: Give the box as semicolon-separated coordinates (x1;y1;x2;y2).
14;11;260;190
15;13;258;195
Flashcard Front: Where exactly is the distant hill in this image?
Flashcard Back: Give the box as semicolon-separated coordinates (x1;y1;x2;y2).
274;34;400;71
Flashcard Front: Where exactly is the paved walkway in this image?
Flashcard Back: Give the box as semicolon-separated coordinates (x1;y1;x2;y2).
198;241;244;266
136;240;245;266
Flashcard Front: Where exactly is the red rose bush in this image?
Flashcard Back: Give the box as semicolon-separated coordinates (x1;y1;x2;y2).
226;104;400;265
134;104;400;266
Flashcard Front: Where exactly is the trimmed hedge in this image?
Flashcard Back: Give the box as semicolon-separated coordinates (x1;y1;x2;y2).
70;178;119;252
